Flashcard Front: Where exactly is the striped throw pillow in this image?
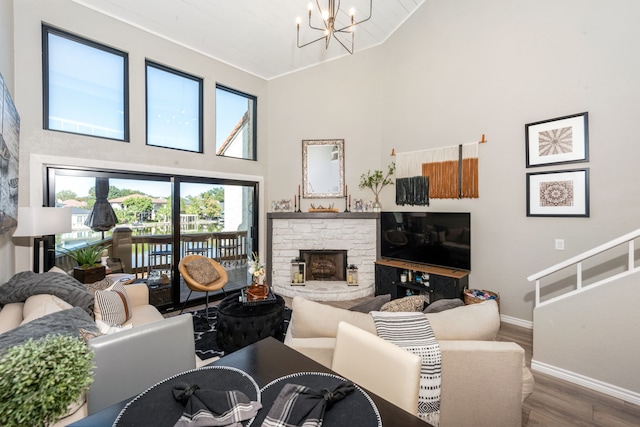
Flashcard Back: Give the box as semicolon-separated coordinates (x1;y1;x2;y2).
94;281;132;325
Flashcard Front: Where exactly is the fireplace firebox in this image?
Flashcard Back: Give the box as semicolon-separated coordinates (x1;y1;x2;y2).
299;250;348;281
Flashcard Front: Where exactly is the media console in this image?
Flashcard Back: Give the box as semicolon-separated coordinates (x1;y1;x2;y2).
374;259;469;303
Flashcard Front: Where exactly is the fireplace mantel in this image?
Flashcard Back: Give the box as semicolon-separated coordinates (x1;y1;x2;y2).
267;212;379;301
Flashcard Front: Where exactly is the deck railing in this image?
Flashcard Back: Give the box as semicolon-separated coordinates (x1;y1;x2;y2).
56;230;248;278
527;227;640;307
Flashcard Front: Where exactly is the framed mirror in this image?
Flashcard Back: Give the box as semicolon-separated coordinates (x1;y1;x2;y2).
302;139;344;198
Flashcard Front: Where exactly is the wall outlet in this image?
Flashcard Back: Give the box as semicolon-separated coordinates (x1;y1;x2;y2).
555;239;565;250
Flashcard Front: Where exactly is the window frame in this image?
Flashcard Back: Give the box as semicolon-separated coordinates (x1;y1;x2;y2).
42;24;130;141
215;84;258;161
145;60;204;153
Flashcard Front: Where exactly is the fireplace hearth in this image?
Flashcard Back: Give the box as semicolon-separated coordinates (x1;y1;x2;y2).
300;250;347;281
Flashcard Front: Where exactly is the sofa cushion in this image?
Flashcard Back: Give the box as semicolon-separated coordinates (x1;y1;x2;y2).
0;303;24;334
424;298;464;313
380;295;426;312
184;257;220;284
94;281;132;326
289;296;376;338
425;300;500;341
95;319;134;335
85;278;113;296
349;294;391;313
20;294;73;325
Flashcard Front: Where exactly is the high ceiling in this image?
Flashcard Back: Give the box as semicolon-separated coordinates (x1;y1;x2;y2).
72;0;425;80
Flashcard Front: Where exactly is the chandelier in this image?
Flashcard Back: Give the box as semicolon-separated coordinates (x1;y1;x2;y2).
296;0;373;54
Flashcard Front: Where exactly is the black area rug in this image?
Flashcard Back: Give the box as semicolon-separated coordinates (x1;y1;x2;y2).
191;305;292;360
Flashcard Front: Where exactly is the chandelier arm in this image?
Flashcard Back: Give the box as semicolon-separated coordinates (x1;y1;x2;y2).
335;0;373;32
331;32;353;54
297;32;331;49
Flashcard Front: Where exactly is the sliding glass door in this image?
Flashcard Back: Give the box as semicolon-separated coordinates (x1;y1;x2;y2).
47;167;258;311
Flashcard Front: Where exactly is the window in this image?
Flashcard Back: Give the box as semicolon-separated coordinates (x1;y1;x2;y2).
215;85;257;160
146;61;203;152
42;25;128;140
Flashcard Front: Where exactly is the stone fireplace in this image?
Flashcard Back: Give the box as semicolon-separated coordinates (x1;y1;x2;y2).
267;212;379;301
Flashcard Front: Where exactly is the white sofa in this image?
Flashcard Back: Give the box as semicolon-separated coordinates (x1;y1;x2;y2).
284;296;535;427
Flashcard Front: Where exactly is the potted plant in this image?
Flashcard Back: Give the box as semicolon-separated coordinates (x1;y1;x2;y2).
0;335;94;427
58;244;110;283
359;162;396;211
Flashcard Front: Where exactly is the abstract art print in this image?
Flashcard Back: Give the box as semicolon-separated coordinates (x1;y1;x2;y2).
0;72;20;234
527;169;589;217
525;112;588;167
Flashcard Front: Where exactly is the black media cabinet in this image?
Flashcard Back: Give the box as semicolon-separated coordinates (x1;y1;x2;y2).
374;259;469;303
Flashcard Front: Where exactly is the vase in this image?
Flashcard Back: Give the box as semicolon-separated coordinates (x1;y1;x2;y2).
373;196;382;212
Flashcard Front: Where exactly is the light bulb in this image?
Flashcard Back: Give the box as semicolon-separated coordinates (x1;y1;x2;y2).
350;7;355;16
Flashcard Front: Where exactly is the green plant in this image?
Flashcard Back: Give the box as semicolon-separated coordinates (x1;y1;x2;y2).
0;335;95;427
359;162;396;201
58;244;110;269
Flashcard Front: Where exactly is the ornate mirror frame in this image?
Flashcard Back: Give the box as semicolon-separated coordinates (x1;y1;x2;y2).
302;139;345;198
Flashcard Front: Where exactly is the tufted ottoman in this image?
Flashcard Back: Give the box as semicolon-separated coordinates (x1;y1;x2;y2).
216;293;285;353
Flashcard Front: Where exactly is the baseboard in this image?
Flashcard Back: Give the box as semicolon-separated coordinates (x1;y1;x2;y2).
531;359;640;406
500;314;533;329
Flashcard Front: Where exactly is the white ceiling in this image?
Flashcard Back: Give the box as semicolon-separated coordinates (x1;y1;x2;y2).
72;0;425;80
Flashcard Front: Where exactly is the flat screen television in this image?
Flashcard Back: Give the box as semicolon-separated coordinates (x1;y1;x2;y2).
380;211;471;271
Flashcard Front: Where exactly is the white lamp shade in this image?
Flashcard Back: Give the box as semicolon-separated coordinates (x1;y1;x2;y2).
13;207;72;237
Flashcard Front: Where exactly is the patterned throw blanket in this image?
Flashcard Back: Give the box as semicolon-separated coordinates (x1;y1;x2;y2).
371;311;441;426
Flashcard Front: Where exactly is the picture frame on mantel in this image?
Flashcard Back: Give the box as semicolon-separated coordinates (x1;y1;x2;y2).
526;168;589;217
525;112;588;167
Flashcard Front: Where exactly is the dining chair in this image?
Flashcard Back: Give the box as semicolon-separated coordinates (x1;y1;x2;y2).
331;321;421;414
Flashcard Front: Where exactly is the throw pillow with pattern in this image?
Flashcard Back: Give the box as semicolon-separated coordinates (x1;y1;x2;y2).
380;295;426;312
94;281;132;325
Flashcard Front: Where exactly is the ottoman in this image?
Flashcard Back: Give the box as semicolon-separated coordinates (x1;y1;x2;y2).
216;293;285;353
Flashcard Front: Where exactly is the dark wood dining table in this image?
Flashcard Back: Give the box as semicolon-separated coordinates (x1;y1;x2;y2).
71;336;431;426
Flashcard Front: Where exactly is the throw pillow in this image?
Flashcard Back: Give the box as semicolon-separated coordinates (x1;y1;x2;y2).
423;298;464;313
85;278;113;296
20;294;73;325
380;295;426;312
349;294;391;313
185;257;220;284
94;281;132;326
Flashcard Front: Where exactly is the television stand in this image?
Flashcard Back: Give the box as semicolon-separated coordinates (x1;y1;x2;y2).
374;259;469;303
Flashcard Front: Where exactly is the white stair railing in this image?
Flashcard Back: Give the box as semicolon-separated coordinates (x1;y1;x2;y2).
527;227;640;307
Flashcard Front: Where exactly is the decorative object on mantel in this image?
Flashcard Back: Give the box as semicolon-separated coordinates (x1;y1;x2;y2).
359;162;395;212
395;141;482;204
295;0;373;55
302;139;344;199
308;203;339;213
272;199;293;212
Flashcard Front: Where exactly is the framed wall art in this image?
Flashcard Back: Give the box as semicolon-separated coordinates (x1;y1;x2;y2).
525;112;588;167
526;168;589;217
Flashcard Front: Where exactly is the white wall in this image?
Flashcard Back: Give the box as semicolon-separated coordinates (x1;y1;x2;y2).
10;0;270;273
268;0;640;323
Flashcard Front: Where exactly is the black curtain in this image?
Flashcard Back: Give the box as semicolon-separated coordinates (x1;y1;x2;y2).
85;177;117;232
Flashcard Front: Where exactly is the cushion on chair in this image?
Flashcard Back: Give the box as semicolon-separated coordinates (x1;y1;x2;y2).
94;281;132;326
184;257;220;284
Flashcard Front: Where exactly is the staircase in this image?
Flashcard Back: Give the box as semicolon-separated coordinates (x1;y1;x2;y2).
527;228;640;406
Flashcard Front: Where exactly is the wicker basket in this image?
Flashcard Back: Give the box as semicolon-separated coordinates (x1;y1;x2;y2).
464;289;500;312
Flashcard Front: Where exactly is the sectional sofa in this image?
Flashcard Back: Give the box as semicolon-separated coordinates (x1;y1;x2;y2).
285;296;535;426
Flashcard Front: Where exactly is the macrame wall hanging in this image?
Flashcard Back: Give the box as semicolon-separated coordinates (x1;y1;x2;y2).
395;138;484;206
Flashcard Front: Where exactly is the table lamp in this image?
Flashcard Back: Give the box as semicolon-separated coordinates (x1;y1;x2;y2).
13;207;72;273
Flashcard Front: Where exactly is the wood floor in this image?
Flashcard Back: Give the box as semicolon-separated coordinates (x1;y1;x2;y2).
182;295;640;426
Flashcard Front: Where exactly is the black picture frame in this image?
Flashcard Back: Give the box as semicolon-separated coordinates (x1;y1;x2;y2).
526;168;589;217
525;112;589;167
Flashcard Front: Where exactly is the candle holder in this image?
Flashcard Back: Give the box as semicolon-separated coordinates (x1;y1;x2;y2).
344;195;349;212
296;194;302;213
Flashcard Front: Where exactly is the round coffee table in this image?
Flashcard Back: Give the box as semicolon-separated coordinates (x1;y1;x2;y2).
216;292;285;353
